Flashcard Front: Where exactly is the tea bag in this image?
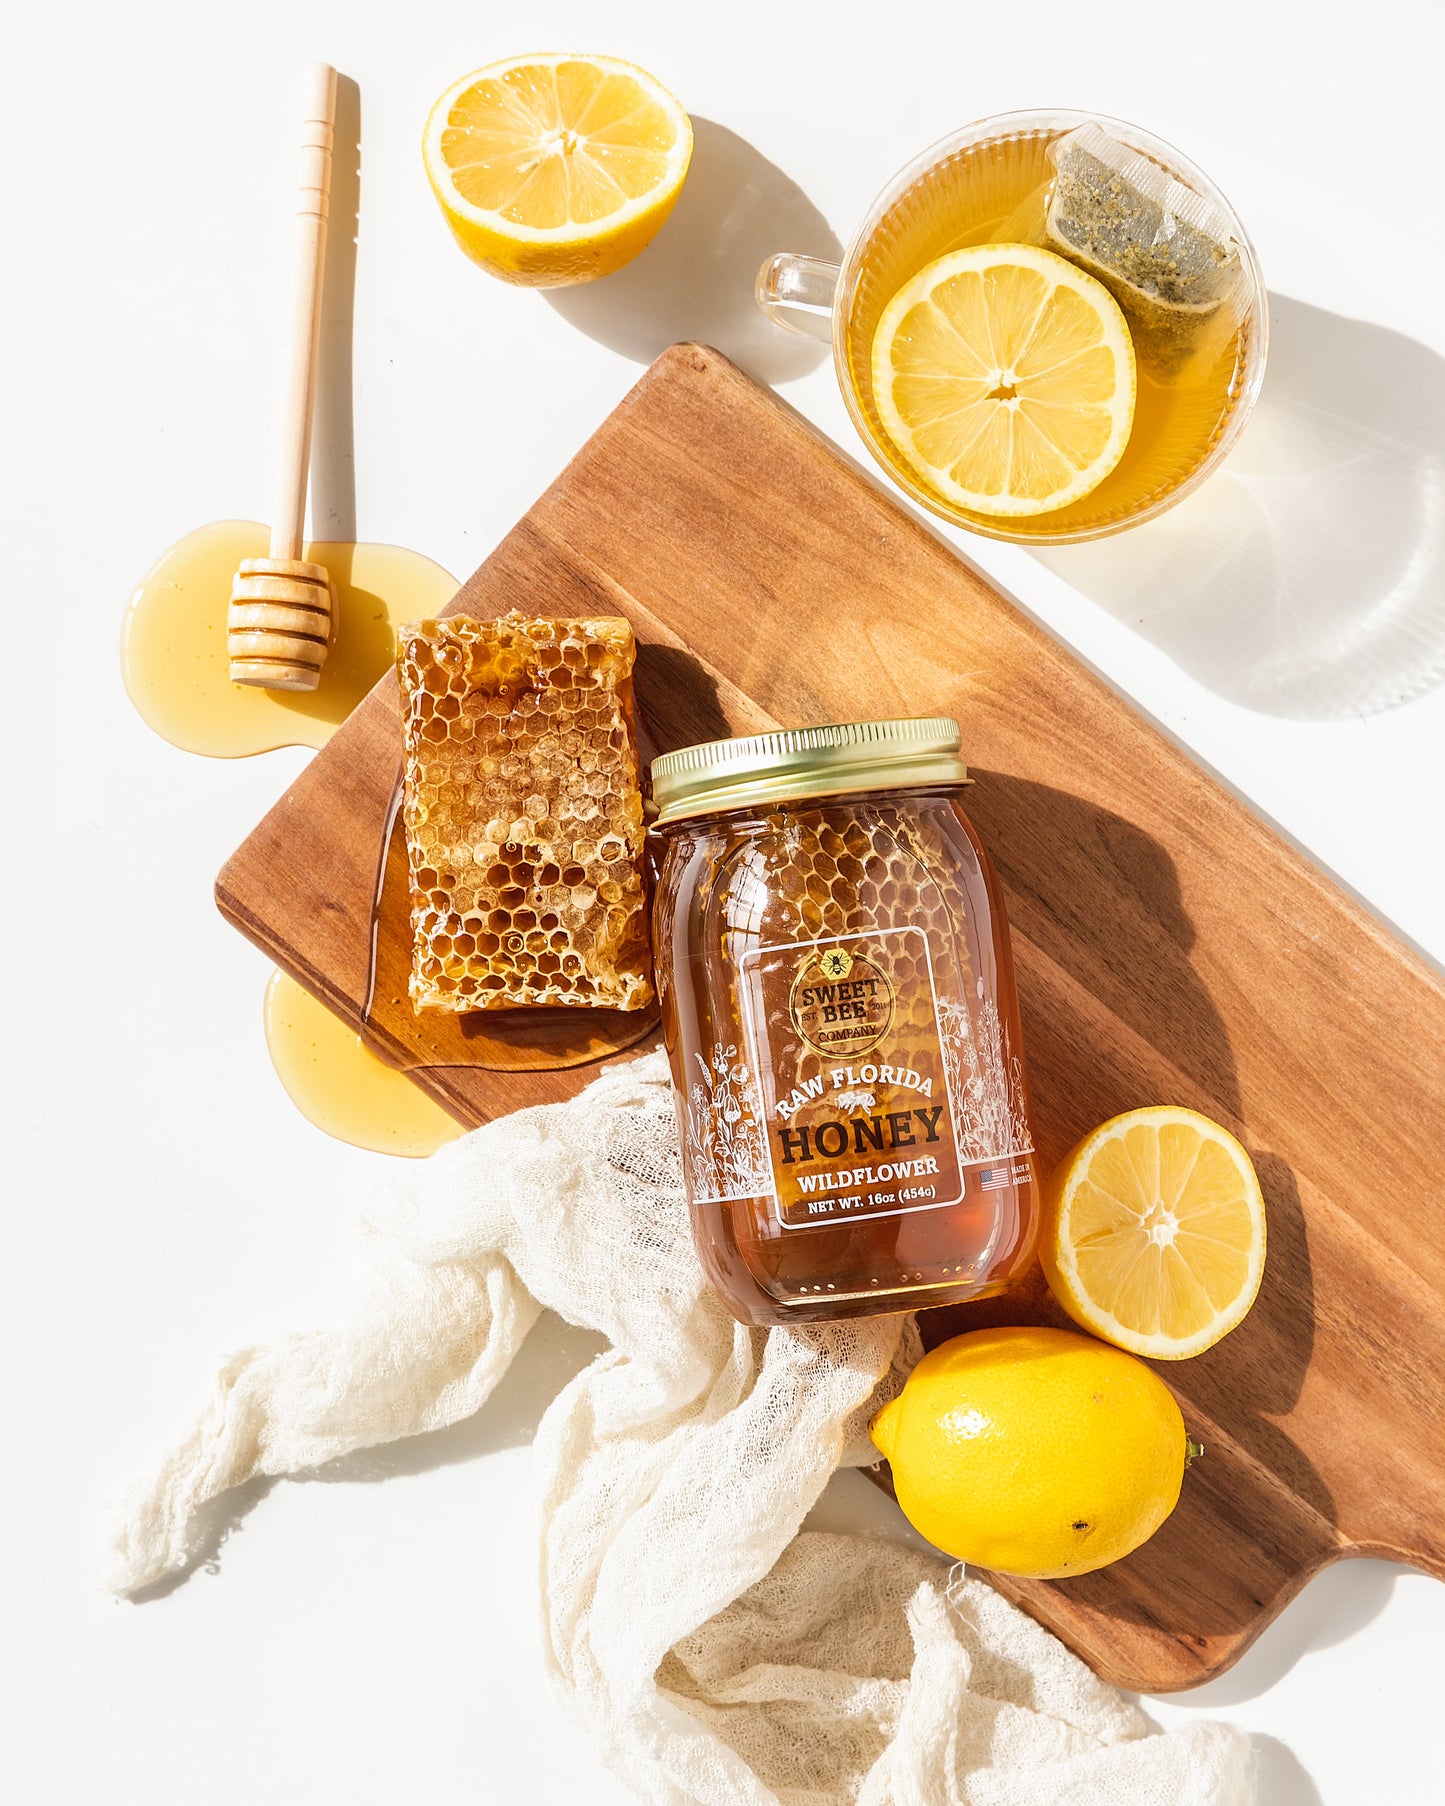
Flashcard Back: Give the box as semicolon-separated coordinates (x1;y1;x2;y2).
1046;123;1247;384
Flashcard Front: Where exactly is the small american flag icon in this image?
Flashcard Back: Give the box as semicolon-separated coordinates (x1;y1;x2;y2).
979;1165;1011;1192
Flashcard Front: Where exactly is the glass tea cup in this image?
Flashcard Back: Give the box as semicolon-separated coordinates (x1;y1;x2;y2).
757;109;1268;545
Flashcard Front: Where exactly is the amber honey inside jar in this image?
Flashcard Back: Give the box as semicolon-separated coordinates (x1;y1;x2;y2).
650;718;1040;1326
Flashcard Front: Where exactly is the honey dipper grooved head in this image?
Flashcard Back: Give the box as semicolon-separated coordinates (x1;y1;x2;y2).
227;556;334;691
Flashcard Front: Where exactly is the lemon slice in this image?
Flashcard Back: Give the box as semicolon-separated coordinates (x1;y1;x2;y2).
871;243;1136;516
422;54;693;287
1041;1107;1266;1360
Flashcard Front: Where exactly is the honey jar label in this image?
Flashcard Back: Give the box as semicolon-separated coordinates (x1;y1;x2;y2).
736;926;981;1229
787;943;895;1057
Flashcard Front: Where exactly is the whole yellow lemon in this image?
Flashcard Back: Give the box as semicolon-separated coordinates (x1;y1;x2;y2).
870;1325;1189;1578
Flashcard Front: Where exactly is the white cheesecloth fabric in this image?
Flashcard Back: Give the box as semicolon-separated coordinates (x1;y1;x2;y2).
104;1052;1252;1806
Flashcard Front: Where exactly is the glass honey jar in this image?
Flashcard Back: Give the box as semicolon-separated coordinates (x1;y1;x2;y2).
650;718;1040;1326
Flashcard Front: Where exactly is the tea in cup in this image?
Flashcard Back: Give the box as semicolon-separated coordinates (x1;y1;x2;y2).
758;110;1267;545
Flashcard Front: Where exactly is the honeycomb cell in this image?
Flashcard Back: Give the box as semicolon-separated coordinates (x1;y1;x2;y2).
397;612;653;1012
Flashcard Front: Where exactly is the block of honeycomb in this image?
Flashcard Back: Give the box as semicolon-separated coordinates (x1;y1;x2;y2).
396;611;653;1012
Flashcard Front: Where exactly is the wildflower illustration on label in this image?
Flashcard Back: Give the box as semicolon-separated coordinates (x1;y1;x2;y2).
938;983;1034;1163
682;1041;771;1203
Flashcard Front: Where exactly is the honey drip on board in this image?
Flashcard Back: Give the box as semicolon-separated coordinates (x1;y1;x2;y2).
123;518;465;1157
122;519;654;1158
361;784;659;1073
121;520;459;757
264;970;464;1158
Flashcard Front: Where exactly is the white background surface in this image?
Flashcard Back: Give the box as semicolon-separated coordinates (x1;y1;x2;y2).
3;1;1443;1800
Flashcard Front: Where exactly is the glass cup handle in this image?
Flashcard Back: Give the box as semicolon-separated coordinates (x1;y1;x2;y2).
755;253;840;342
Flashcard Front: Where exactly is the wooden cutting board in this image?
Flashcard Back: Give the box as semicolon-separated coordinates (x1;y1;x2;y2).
217;342;1445;1693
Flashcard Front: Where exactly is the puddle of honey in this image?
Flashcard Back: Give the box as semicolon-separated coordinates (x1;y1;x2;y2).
361;782;661;1072
121;520;459;757
124;519;653;1155
263;969;465;1158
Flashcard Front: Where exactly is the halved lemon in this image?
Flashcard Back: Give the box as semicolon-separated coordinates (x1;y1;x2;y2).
1041;1107;1266;1360
422;54;693;287
871;243;1136;517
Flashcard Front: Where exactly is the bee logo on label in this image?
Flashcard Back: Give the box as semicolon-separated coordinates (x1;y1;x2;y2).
788;942;895;1058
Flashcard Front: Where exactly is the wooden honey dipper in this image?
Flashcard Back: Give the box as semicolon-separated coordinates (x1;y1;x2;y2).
228;63;338;692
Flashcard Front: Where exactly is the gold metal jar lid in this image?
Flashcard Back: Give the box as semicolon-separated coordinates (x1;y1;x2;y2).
651;717;969;825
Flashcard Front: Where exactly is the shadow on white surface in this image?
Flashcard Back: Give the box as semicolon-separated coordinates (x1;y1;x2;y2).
803;1463;937;1553
313;1311;607;1482
1249;1736;1325;1806
1037;295;1445;718
128;1312;606;1598
545;117;841;384
126;1474;279;1602
1161;1557;1403;1709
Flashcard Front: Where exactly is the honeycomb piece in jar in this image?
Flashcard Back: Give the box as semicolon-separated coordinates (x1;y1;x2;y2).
754;803;976;1081
397;611;653;1013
